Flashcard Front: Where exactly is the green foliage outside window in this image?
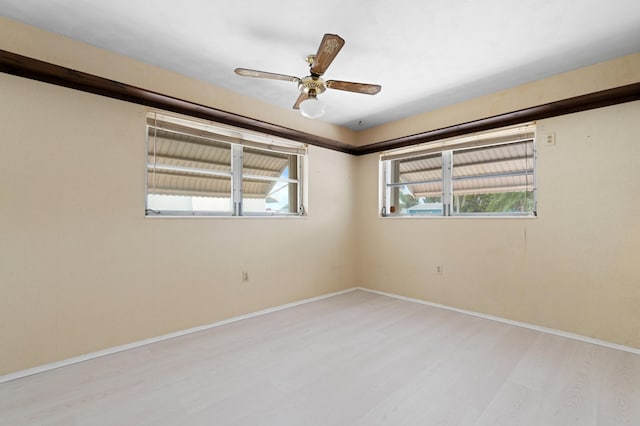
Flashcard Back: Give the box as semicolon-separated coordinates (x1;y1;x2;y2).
454;191;533;213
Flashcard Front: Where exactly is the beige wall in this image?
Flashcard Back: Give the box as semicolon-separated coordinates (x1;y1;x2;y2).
0;73;357;375
1;16;639;376
354;101;640;348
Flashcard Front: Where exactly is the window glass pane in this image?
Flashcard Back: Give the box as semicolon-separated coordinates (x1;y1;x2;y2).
388;153;442;215
453;191;533;214
399;185;443;215
146;127;232;214
243;181;298;214
145;113;307;217
242;146;299;214
451;141;534;214
381;125;536;218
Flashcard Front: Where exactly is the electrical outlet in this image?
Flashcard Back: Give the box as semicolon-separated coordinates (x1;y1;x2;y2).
242;272;249;282
545;132;556;146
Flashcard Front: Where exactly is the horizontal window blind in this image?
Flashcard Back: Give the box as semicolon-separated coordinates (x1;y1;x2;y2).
380;123;535;162
147;112;308;156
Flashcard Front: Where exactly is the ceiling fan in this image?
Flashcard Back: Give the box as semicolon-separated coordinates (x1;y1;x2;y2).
235;33;382;119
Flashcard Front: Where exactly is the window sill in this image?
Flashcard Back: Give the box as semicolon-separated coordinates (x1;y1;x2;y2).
144;214;307;219
379;214;536;219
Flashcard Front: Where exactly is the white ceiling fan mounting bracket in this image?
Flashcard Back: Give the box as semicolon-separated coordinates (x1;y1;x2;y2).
305;54;316;66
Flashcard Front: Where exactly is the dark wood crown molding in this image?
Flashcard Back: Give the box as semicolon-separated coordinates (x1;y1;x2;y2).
1;49;639;156
353;82;640;155
0;49;355;154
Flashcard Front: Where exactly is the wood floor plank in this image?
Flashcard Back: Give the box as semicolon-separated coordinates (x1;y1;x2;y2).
1;290;639;425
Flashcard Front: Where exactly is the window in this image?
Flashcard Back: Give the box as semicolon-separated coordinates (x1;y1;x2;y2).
381;124;536;217
146;112;307;216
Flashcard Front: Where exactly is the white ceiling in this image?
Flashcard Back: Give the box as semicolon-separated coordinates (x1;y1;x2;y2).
1;0;639;130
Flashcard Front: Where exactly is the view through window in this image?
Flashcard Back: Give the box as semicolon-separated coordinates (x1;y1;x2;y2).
146;112;306;216
381;124;536;217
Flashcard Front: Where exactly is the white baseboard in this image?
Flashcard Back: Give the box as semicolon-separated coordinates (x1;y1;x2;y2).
356;287;640;356
0;287;358;384
3;286;638;384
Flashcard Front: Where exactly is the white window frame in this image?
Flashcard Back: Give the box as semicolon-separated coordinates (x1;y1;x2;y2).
145;112;307;217
380;123;537;218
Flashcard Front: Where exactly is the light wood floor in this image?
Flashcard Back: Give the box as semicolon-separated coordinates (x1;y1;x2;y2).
1;290;639;425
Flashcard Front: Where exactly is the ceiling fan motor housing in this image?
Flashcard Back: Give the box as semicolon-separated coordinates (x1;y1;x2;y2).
299;76;326;96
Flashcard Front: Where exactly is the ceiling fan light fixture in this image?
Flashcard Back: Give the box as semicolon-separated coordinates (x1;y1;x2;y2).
299;95;326;119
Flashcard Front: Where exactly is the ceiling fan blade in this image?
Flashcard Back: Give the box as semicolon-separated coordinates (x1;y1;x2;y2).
327;80;382;95
293;92;309;110
310;34;345;76
234;68;299;83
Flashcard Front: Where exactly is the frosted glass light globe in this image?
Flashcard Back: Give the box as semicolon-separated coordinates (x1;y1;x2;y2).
299;97;326;119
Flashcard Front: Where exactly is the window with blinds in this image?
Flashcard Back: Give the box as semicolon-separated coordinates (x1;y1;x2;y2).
380;123;536;217
146;112;307;216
